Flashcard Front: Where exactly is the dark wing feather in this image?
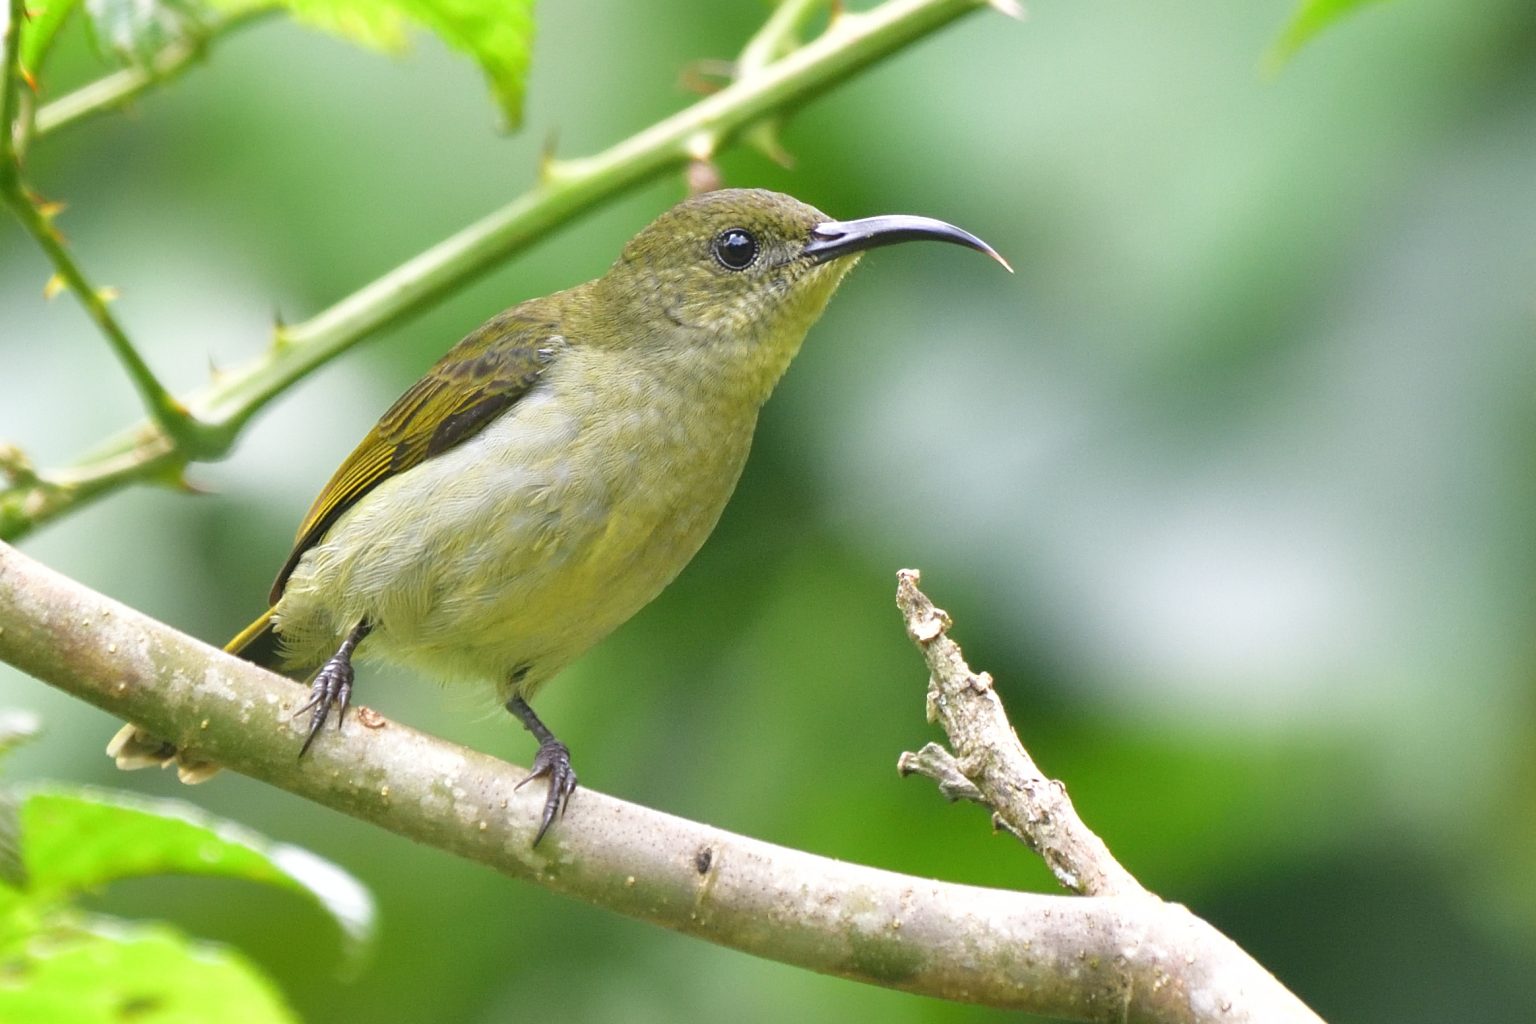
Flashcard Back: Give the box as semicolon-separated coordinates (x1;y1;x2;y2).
269;309;562;603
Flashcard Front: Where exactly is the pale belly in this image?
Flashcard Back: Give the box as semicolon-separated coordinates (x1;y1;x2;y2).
275;380;757;696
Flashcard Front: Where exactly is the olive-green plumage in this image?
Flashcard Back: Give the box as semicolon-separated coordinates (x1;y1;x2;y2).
112;188;1005;840
272;192;850;678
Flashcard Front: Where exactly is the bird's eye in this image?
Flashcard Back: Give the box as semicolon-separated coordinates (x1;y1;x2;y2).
712;228;759;271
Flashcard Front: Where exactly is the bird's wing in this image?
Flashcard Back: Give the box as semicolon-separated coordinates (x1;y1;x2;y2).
269;308;563;602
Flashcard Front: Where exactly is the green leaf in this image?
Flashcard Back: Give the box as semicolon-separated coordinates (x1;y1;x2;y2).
81;0;212;65
1265;0;1389;70
39;0;536;123
0;920;299;1024
17;787;375;967
214;0;537;126
396;0;536;128
218;0;408;51
18;0;84;76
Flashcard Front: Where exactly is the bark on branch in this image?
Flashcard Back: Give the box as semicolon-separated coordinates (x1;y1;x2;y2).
895;568;1144;897
0;541;1323;1022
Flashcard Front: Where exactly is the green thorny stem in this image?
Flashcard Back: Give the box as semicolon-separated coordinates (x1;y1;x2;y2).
32;9;272;138
2;0;225;481
0;0;21;158
0;0;1013;542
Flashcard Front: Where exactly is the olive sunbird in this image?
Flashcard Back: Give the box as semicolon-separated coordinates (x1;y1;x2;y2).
110;188;1008;843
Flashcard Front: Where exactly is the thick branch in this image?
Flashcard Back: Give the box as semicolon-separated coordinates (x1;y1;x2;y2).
1;0;1004;542
0;542;1323;1022
896;569;1144;897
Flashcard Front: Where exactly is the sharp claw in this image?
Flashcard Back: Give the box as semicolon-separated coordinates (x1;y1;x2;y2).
297;709;326;758
534;808;556;846
297;688;331;757
519;740;576;846
335;676;352;731
294;657;353;758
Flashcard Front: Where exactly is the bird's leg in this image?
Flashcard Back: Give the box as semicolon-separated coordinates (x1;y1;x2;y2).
507;694;577;845
294;620;372;757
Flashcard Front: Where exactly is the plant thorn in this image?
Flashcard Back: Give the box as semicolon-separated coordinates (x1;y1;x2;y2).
686;159;721;196
679;59;733;96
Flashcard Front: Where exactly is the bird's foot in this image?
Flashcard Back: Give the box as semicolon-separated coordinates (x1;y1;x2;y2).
516;739;577;846
293;655;353;757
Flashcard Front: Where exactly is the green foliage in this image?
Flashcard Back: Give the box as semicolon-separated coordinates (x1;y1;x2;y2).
1266;0;1390;68
212;0;537;125
389;0;536;128
17;0;82;73
82;0;210;63
0;924;298;1024
0;728;376;1022
17;0;536;127
15;788;377;962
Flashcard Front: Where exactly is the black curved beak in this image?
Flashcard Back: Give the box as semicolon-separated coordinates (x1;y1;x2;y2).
802;214;1012;272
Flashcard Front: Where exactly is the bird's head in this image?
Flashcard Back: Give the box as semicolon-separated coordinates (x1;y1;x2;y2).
581;188;1006;406
596;188;1007;344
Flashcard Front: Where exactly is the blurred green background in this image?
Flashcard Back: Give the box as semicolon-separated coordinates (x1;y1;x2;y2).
4;0;1535;1020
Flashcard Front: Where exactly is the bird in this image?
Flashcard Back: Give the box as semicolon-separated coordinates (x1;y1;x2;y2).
110;187;1008;843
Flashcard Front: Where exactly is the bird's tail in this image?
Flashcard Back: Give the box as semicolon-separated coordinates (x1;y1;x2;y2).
225;607;286;670
108;608;286;783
